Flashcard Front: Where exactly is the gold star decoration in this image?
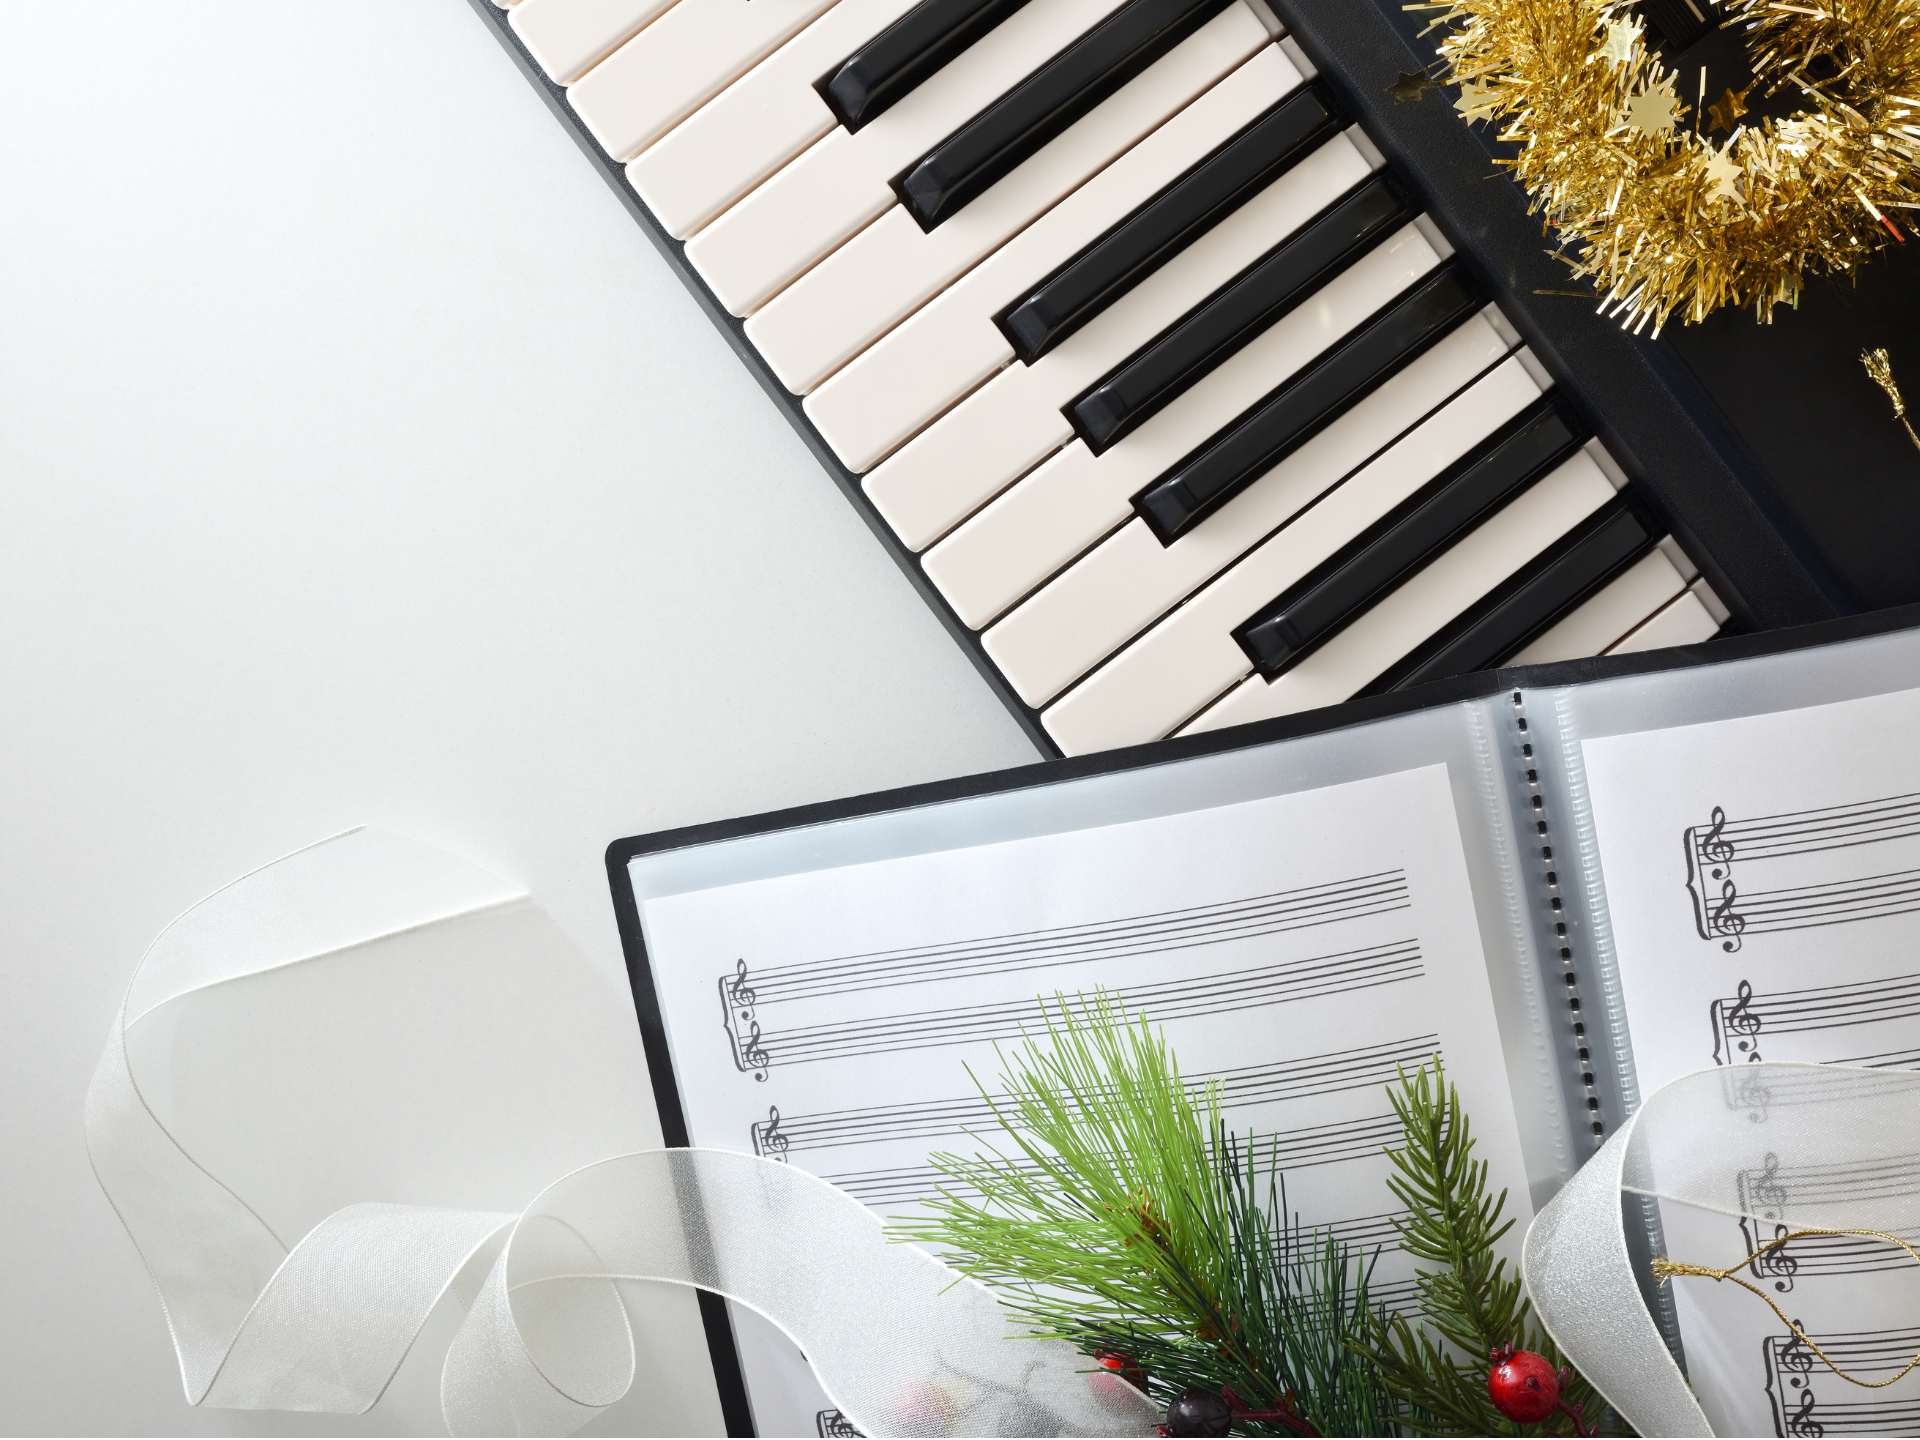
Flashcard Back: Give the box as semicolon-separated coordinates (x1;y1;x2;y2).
1600;18;1642;65
1387;70;1440;102
1703;143;1743;201
1454;79;1501;120
1705;84;1751;132
1624;85;1682;135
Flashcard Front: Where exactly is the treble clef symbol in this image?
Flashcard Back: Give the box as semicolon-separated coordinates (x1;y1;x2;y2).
1757;1222;1799;1293
1733;1065;1773;1121
726;958;756;1009
1786;1379;1821;1436
760;1105;789;1159
1753;1151;1788;1215
742;1020;771;1082
1701;805;1736;877
1710;879;1747;953
1727;979;1762;1054
1780;1323;1815;1375
1715;978;1764;1068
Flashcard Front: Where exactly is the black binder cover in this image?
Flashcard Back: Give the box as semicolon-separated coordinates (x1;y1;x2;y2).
606;600;1920;1434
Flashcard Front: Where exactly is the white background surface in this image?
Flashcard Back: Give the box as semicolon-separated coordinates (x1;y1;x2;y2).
0;4;1040;1434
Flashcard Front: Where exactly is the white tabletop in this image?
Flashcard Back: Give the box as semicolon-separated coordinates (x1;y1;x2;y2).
0;5;1039;1433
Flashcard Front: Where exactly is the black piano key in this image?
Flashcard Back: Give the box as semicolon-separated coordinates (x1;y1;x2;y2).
1069;177;1410;452
823;0;1035;133
1234;399;1583;673
1134;265;1482;544
895;0;1236;230
997;86;1344;364
1373;499;1659;692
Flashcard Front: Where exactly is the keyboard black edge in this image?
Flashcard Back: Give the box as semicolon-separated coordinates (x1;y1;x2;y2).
463;0;1065;762
1263;0;1852;630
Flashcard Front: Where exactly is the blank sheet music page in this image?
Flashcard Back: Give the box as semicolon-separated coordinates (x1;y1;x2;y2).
636;764;1534;1434
1583;685;1920;1438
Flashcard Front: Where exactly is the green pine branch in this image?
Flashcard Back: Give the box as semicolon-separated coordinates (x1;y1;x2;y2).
1357;1058;1622;1437
890;991;1400;1436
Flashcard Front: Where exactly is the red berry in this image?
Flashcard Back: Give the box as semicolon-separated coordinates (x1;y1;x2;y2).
1488;1347;1560;1425
1094;1349;1149;1392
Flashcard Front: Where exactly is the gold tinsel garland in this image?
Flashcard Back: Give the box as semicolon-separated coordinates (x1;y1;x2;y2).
1416;0;1920;331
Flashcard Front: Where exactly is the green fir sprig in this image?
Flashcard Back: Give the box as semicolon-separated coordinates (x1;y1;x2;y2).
891;992;1399;1436
1359;1058;1619;1436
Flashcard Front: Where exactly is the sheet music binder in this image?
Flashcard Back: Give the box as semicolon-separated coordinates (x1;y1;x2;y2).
607;600;1920;1435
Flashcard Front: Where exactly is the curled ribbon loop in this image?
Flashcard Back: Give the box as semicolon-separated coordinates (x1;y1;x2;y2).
1523;1063;1920;1438
86;827;1158;1437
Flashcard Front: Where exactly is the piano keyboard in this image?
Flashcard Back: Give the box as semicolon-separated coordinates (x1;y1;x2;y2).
477;0;1729;756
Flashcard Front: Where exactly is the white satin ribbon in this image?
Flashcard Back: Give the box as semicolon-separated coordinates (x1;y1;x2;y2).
86;827;1158;1437
1523;1062;1920;1437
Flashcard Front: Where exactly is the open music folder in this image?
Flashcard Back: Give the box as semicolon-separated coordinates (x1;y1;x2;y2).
609;603;1920;1439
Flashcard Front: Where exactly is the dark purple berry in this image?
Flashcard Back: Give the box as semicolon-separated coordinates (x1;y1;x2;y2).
1164;1386;1232;1438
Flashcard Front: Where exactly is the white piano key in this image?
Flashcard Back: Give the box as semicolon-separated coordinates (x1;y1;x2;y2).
860;133;1372;548
976;312;1513;707
804;43;1301;467
684;0;1126;316
510;0;672;85
1655;533;1701;583
1180;451;1617;733
568;0;842;162
1042;355;1543;755
925;226;1444;636
746;6;1272;394
625;0;921;239
1503;547;1688;665
1604;583;1722;654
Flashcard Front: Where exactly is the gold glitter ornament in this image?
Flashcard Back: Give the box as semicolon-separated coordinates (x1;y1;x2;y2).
1705;83;1750;133
1703;144;1743;202
1600;17;1643;64
1862;348;1920;455
1414;0;1920;332
1455;78;1501;119
1624;85;1683;135
1388;68;1443;101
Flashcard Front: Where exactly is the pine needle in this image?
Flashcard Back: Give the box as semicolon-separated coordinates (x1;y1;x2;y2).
1356;1059;1622;1436
891;991;1400;1436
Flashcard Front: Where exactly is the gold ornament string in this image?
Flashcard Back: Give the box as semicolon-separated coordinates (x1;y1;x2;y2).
1415;0;1920;332
1862;349;1920;456
1652;1227;1920;1388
